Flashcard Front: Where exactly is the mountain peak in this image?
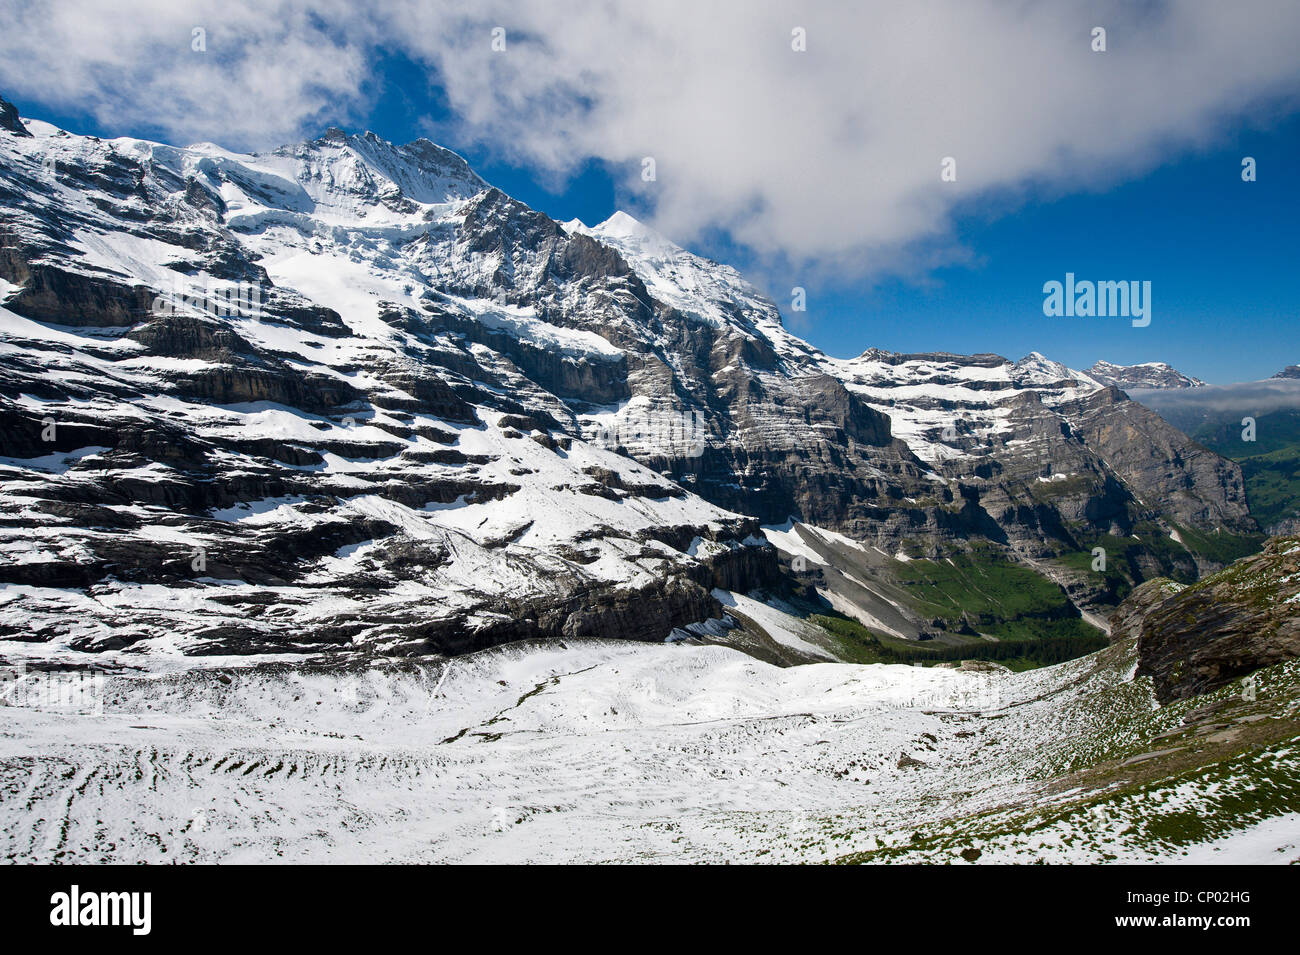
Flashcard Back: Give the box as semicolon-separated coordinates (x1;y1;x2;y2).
598;209;648;233
590;209;666;239
589;210;677;251
1088;360;1205;390
1013;351;1068;375
0;94;32;138
276;125;487;208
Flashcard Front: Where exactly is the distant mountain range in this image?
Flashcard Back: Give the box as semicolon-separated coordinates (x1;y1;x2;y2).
1087;360;1205;390
1085;360;1300;391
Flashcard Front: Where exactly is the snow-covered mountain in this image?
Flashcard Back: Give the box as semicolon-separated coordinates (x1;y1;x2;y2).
572;213;1251;559
1087;359;1205;390
2;93;1296;866
0;94;1257;662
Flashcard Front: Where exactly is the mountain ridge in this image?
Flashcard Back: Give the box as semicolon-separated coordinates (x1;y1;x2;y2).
1088;359;1205;390
0;94;1261;664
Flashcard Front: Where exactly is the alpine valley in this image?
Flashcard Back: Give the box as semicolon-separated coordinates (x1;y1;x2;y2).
1;96;1297;864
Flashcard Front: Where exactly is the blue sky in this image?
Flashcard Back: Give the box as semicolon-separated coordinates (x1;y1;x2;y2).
5;3;1299;384
366;64;1300;384
793;114;1300;381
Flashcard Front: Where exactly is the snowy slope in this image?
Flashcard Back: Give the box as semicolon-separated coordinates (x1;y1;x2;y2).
3;635;1296;863
574;211;820;366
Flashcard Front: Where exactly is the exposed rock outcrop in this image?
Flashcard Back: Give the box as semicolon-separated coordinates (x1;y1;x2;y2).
1132;535;1300;702
0;96;31;137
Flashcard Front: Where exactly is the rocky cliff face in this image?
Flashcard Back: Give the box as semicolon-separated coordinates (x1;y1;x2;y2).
0;94;1262;659
1064;388;1254;539
583;218;1255;566
1126;535;1300;702
825;351;1253;584
0;98;29;137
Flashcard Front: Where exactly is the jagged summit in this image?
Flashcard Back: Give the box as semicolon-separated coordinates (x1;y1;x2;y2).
10;103;490;234
1088;359;1205;390
301;125;483;181
268;126;490;212
1013;351;1100;386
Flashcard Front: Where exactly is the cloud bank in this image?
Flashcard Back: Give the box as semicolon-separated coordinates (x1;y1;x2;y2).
3;0;1299;277
1134;378;1300;419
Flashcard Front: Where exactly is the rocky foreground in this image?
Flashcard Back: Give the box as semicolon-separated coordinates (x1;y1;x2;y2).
1133;535;1300;702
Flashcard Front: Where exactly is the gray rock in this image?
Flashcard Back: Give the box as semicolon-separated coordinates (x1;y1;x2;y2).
1133;534;1300;702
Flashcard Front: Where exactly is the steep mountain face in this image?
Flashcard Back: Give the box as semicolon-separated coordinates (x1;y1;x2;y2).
0;98;29;138
1130;534;1300;702
578;213;1255;570
0;102;778;656
1087;359;1205;390
0;95;1259;658
832;352;1247;546
1131;382;1300;539
1273;365;1300;379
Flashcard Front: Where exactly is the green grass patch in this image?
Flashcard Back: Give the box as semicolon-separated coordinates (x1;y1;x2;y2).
894;541;1080;623
1025;473;1097;502
1238;445;1300;530
1194;408;1300;459
1194;409;1300;532
1172;523;1265;565
1056;545;1135;603
1060;519;1260;586
812;610;1106;670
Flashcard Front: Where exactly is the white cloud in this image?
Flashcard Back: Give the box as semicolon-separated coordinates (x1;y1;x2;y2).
0;0;369;147
3;1;1299;279
1137;378;1300;416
